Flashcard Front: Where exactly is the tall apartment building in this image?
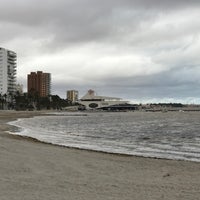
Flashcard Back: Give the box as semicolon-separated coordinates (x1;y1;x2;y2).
67;90;78;103
27;71;51;97
0;47;17;95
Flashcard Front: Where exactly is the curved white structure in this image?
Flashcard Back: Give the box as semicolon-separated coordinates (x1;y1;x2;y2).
79;89;128;109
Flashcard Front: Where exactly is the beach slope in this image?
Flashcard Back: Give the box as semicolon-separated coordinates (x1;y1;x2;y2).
0;111;200;200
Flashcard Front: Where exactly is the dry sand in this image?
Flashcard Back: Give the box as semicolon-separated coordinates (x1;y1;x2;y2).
0;110;200;200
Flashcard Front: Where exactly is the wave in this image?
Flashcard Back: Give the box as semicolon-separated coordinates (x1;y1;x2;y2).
7;112;200;162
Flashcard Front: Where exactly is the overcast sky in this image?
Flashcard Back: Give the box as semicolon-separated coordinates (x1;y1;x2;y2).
1;0;200;103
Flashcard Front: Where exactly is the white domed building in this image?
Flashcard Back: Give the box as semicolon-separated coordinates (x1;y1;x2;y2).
79;89;129;110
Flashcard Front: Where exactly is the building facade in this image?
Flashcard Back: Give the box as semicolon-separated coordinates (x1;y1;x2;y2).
0;47;17;95
67;90;78;103
16;84;23;95
27;71;51;97
79;89;128;109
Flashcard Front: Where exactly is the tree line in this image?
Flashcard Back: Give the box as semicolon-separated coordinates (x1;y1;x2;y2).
0;92;77;110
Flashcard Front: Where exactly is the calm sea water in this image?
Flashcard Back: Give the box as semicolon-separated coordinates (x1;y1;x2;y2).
8;111;200;162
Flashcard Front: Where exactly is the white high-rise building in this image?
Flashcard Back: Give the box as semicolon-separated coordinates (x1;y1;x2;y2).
0;47;17;95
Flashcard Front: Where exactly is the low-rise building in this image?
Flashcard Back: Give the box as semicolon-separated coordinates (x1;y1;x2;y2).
79;89;128;110
67;90;78;103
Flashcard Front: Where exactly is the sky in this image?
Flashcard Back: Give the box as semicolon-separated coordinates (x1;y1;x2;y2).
1;0;200;103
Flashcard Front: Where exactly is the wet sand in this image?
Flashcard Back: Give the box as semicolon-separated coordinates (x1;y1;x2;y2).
0;110;200;200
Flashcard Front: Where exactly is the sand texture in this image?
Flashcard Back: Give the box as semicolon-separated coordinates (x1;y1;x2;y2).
0;110;200;200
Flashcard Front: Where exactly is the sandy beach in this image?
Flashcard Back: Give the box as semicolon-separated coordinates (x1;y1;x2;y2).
0;111;200;200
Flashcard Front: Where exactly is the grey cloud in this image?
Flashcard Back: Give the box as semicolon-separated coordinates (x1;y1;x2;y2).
1;0;198;46
1;0;199;52
1;0;200;103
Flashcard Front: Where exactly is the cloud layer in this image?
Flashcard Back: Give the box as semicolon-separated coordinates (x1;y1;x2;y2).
1;0;200;103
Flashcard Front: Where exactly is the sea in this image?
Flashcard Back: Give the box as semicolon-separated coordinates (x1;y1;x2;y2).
7;111;200;162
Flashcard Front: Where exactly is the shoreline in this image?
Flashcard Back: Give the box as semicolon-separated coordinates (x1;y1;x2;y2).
1;110;200;199
5;129;200;164
4;110;200;163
